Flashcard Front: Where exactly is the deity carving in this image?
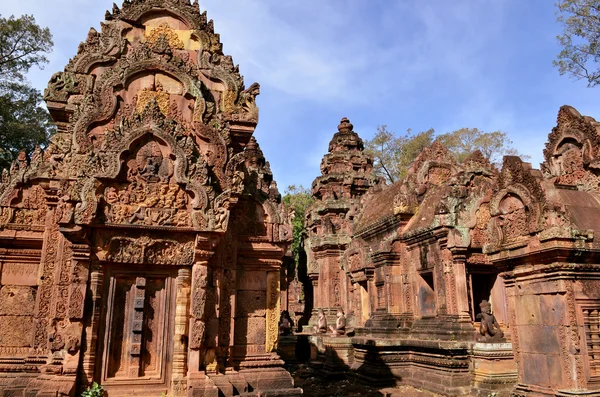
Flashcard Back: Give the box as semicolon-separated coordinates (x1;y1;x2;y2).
99;138;196;227
427;166;452;186
497;195;528;244
102;181;191;227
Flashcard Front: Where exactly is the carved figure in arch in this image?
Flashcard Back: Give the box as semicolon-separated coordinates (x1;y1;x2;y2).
126;138;173;184
313;308;327;334
333;281;341;306
498;195;528;243
232;170;244;193
477;300;504;339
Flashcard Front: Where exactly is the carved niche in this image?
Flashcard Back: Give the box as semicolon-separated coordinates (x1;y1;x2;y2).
487;185;540;252
405;141;458;199
543;106;600;191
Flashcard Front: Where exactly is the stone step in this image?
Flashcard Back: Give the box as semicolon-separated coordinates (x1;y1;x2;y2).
187;374;219;397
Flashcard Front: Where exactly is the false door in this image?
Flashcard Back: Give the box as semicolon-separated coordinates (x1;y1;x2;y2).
98;267;176;393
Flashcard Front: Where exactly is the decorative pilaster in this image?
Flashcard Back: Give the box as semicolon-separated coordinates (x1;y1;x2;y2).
81;260;103;382
171;268;190;396
266;271;280;353
189;260;209;372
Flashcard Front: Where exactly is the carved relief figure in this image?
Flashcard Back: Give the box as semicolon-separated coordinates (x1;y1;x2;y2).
498;195;528;243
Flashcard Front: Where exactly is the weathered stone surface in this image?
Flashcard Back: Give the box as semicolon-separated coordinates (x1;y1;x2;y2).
0;316;33;347
237;291;267;317
0;286;36;315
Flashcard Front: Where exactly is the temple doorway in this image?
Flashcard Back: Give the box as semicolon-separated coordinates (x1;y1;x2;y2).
96;265;178;395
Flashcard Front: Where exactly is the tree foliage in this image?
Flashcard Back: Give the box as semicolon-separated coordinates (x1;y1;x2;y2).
0;14;54;170
0;15;53;82
0;83;54;169
365;126;526;184
365;126;434;184
554;0;600;86
436;128;522;165
282;185;314;267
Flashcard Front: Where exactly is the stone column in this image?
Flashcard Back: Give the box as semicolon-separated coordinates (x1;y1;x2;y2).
82;260;103;382
171;268;190;395
451;250;471;321
360;283;370;325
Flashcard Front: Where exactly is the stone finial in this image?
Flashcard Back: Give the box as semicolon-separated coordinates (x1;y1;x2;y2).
246;136;259;151
338;117;353;133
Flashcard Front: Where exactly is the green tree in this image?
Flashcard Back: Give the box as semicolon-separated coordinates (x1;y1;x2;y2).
0;82;54;169
436;128;525;165
365;126;435;184
0;14;54;171
282;185;314;267
554;0;600;86
365;126;526;184
0;15;53;82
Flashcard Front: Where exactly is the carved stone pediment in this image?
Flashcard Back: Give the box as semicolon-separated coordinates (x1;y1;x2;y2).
542;106;600;191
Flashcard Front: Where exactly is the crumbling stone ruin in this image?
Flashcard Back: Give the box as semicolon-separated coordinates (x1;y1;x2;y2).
1;1;600;397
297;108;600;397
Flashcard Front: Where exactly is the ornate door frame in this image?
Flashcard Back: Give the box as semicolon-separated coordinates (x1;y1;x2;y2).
95;264;178;394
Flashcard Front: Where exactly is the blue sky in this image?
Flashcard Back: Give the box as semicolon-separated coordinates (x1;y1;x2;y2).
2;0;598;191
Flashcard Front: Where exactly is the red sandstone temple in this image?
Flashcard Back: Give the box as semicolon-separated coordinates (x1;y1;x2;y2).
0;1;600;397
0;1;298;395
300;109;600;397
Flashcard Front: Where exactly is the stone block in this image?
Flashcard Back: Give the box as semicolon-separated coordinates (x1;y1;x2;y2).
0;263;39;286
0;316;33;347
236;291;266;317
0;286;36;316
236;270;266;291
521;353;551;387
515;295;543;325
518;325;561;354
234;317;266;345
539;294;567;326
